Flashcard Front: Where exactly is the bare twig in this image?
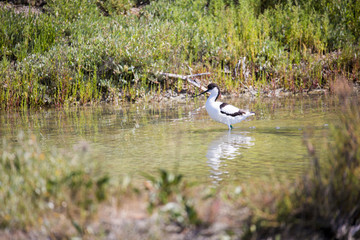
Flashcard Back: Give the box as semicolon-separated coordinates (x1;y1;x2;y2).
159;72;210;91
187;73;211;78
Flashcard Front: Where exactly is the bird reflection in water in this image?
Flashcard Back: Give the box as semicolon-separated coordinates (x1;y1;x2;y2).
206;131;254;185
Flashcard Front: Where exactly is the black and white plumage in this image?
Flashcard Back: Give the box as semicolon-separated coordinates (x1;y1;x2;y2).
197;83;255;130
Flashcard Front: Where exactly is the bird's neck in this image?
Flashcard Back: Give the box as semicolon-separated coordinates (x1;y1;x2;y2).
208;90;220;102
207;92;219;103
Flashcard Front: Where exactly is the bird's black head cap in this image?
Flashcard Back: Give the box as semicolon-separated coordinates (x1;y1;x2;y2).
207;83;219;90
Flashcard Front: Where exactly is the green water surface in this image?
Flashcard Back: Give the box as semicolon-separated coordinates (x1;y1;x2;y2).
0;95;340;185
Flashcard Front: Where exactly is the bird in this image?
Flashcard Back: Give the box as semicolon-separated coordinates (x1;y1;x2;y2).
196;83;255;130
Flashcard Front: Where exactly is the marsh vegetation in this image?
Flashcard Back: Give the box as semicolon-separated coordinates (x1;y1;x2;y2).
0;0;359;109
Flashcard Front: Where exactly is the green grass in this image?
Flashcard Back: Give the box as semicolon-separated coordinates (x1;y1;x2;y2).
0;0;359;109
143;169;202;227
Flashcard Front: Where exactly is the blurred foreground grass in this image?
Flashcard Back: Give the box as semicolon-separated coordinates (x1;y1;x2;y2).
0;133;109;234
243;96;360;239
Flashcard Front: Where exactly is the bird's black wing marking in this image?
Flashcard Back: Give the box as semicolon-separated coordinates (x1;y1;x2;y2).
219;103;228;109
220;103;246;117
221;110;246;117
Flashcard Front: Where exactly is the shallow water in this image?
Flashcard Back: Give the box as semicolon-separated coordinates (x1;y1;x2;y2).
0;95;341;185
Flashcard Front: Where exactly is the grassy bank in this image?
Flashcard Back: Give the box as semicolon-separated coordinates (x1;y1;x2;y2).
1;0;359;109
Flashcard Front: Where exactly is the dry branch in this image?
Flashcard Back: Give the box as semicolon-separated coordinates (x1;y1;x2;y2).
159;72;210;91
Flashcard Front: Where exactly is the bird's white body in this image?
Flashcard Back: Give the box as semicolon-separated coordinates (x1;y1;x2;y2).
201;83;254;130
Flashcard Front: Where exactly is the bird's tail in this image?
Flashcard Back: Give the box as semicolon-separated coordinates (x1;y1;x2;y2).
243;111;255;117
